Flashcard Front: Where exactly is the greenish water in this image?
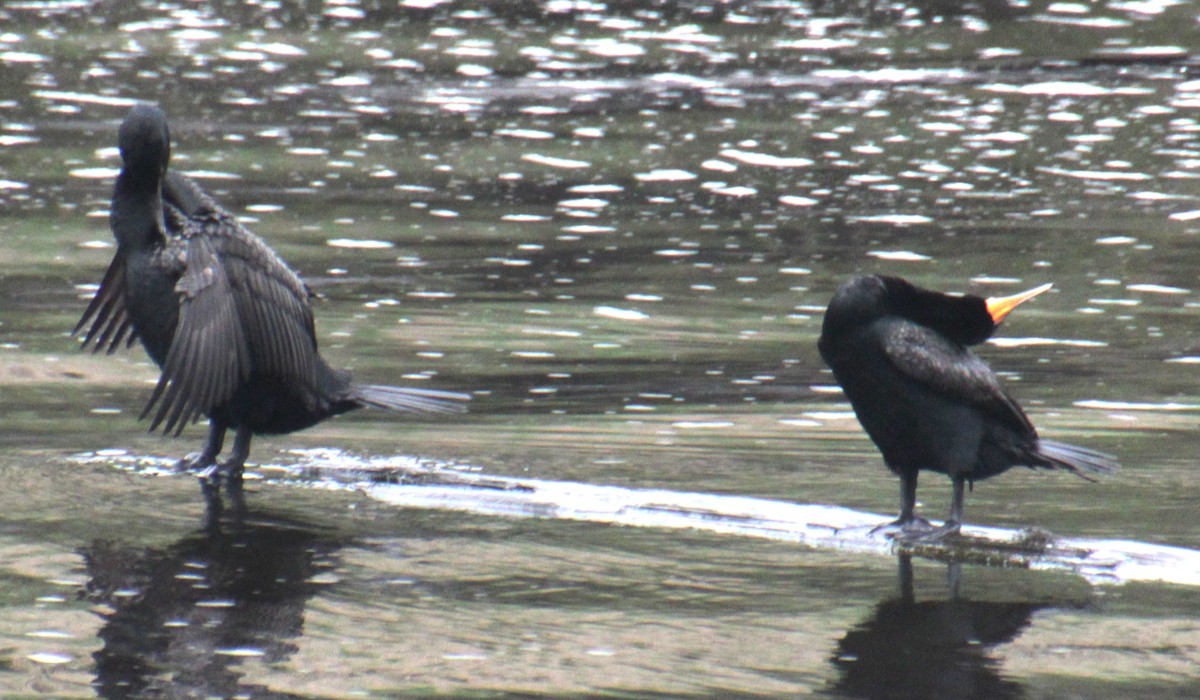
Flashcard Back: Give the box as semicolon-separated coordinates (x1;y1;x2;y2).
2;1;1200;697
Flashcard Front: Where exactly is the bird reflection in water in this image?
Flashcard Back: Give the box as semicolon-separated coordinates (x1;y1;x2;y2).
79;513;345;699
830;555;1073;699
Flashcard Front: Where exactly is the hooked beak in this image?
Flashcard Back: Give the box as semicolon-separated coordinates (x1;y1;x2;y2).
986;283;1053;324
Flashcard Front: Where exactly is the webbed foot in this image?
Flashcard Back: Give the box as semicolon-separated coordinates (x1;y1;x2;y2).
175;451;218;474
869;516;964;543
174;422;228;483
870;515;935;539
898;519;962;544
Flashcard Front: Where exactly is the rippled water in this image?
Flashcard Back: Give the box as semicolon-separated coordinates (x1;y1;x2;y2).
3;1;1200;697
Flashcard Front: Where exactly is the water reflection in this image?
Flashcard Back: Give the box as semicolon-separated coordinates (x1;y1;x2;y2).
830;555;1073;699
79;512;345;699
2;0;1200;696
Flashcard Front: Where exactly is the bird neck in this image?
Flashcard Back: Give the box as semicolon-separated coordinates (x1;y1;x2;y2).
907;292;994;346
110;169;166;251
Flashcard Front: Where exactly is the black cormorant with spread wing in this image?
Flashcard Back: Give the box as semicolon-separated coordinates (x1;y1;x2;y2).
76;104;467;494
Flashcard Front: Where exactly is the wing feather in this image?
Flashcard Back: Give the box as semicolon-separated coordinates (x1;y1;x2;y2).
218;227;319;403
75;254;135;354
144;235;252;435
879;320;1034;435
140;206;322;433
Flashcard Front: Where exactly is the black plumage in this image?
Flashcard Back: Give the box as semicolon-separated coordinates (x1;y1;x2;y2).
817;274;1116;540
76;104;467;489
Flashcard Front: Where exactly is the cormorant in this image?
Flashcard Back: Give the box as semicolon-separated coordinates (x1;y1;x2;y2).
76;104;468;493
817;274;1117;541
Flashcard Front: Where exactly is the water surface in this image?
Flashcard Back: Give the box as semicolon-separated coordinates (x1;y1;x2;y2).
2;1;1200;697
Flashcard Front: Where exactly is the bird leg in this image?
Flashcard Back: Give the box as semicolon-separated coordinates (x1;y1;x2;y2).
949;476;966;530
221;425;253;492
947;561;963;600
898;469;921;524
177;421;225;476
177;422;228;517
196;425;250;525
896;553;915;602
870;469;935;538
903;477;966;543
219;426;251;522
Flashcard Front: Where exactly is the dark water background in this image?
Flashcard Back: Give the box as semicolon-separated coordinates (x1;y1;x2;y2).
2;1;1200;697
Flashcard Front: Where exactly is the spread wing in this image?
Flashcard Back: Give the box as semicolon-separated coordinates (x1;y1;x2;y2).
74;253;136;354
879;320;1035;436
142;233;251;434
74;171;209;354
143;209;321;435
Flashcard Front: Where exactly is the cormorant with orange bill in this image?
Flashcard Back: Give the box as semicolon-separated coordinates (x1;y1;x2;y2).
818;275;1116;541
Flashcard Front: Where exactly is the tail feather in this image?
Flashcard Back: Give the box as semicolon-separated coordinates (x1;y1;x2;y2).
1035;439;1119;481
354;384;470;415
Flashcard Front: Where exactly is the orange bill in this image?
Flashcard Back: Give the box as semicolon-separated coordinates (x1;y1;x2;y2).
986;282;1053;324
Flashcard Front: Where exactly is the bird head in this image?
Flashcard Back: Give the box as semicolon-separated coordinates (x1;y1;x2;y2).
118;103;171;180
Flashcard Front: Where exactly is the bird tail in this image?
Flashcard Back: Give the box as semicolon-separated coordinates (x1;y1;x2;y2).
1034;440;1119;482
354;384;470;415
